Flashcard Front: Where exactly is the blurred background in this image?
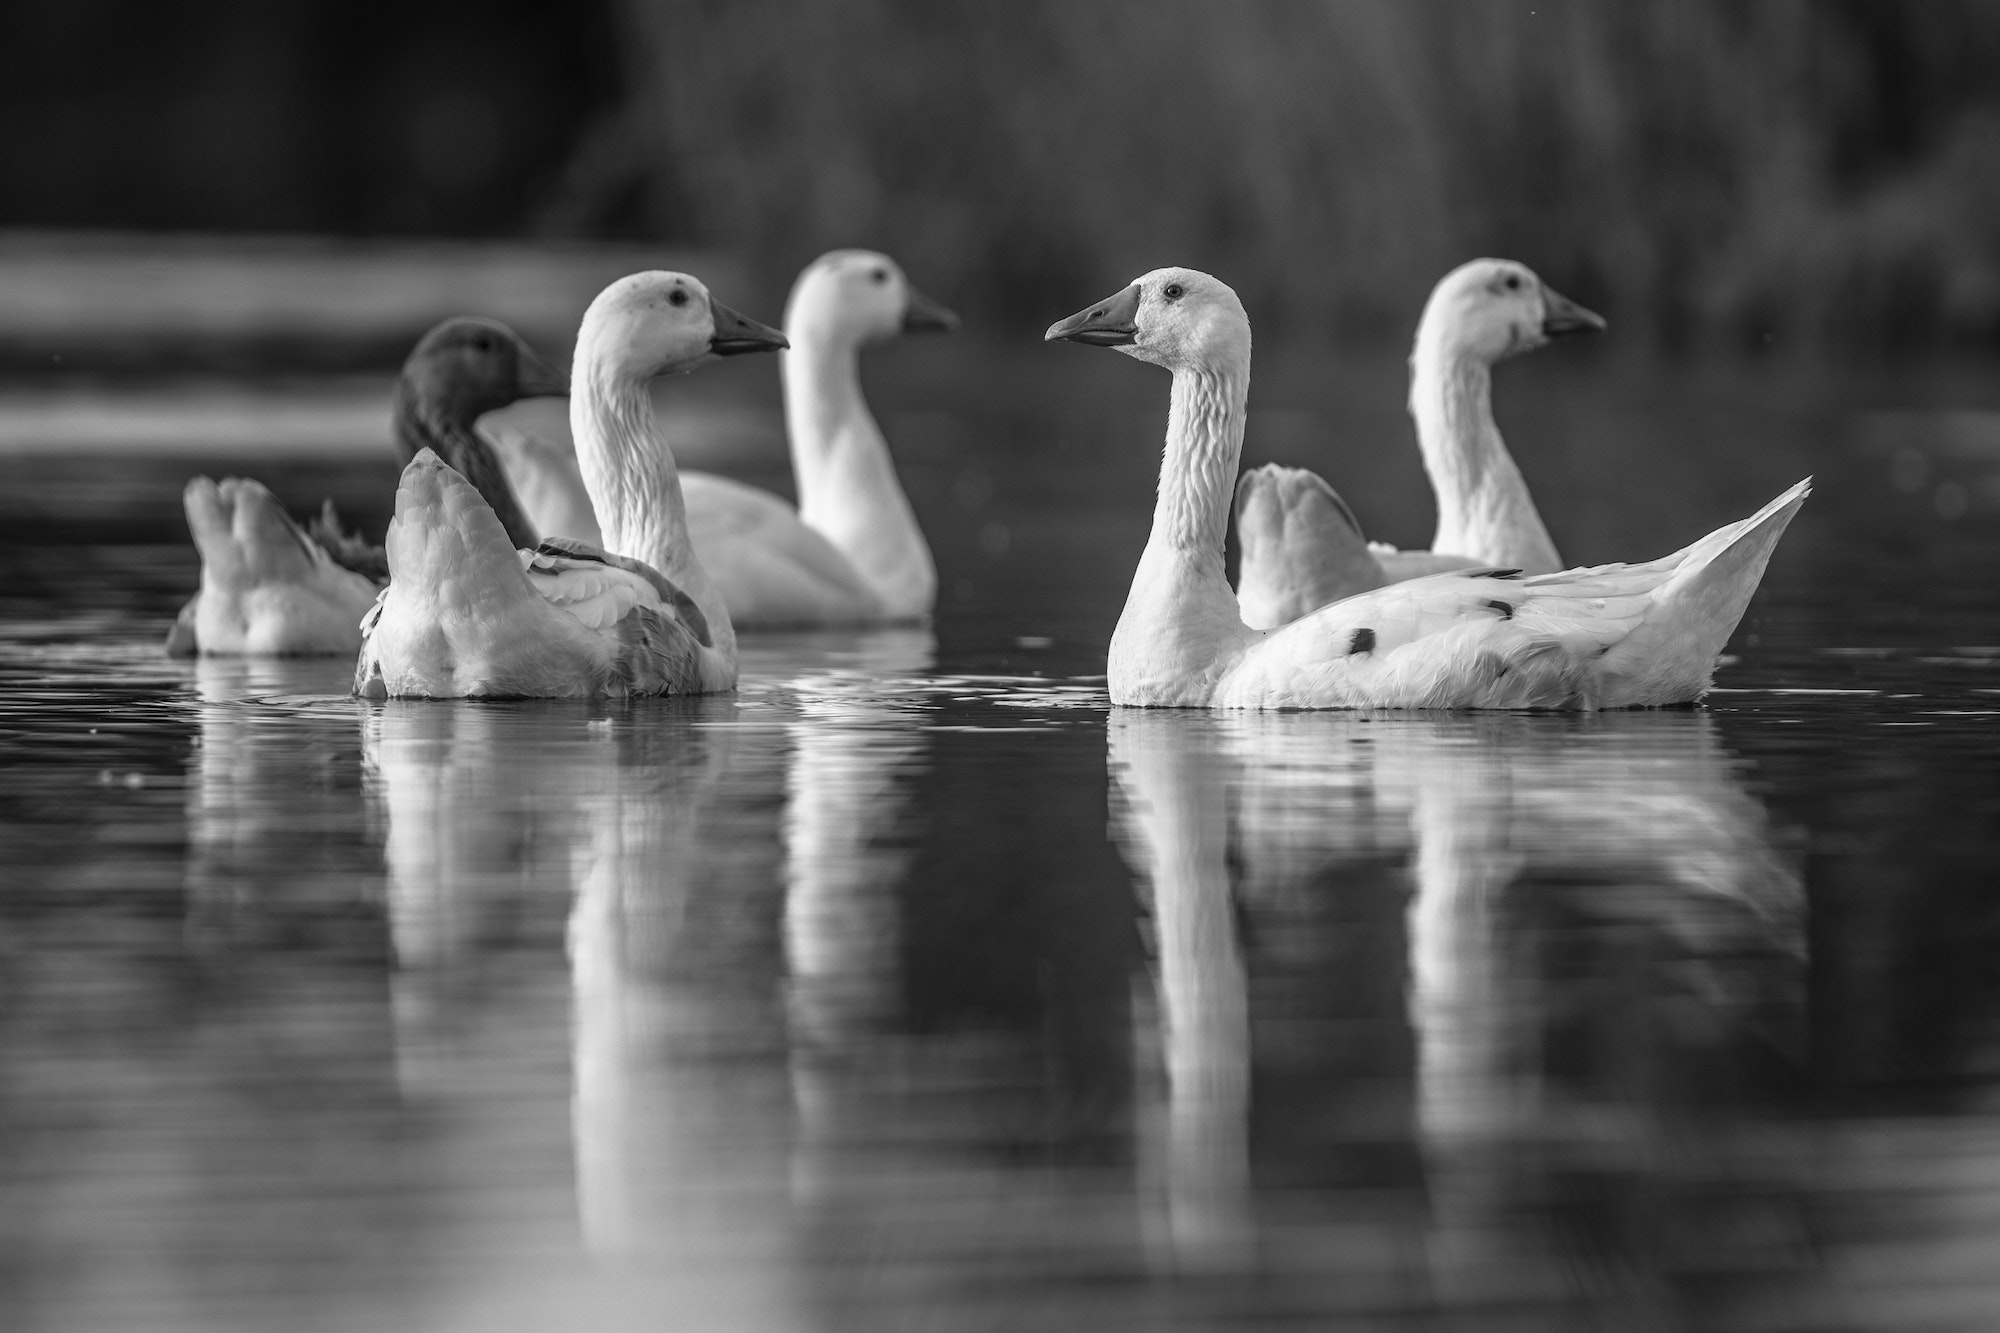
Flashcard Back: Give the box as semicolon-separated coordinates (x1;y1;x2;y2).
10;0;2000;350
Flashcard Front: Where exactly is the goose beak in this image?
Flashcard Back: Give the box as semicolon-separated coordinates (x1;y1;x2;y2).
709;300;790;356
1541;286;1607;338
1045;284;1141;346
514;341;570;397
901;285;960;334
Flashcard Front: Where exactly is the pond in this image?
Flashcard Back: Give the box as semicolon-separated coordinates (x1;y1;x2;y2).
2;341;1998;1331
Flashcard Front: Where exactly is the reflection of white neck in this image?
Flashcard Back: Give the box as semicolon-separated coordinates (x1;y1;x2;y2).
781;635;933;1049
1408;332;1561;573
781;332;935;618
571;359;736;657
1110;358;1258;704
1111;719;1252;1269
1406;783;1523;1149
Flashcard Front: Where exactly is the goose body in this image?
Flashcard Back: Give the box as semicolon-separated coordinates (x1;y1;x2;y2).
353;272;786;699
691;250;954;626
452;252;953;627
166;476;379;656
352;451;723;699
481;411;605;546
1234;260;1603;629
167;317;568;656
1047;267;1807;711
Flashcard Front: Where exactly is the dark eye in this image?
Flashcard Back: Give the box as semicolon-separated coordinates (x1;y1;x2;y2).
1163;283;1185;300
871;268;889;284
1503;275;1523;292
668;288;689;307
471;336;493;352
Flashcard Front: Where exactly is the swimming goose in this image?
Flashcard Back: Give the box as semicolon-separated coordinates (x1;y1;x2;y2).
1046;267;1808;710
385;317;568;546
1233;259;1604;629
165;476;382;657
683;249;956;625
457;252;955;626
165;318;568;656
306;316;574;577
352;272;786;699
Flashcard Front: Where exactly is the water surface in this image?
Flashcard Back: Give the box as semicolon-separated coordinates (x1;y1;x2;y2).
2;351;1998;1331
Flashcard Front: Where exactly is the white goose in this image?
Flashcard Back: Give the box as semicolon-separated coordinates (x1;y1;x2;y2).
166;477;381;657
471;251;953;626
1233;259;1605;629
1046;267;1809;710
352;272;786;699
683;250;954;625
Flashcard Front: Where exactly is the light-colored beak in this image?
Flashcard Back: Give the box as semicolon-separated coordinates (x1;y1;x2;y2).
1045;284;1141;347
1541;285;1607;338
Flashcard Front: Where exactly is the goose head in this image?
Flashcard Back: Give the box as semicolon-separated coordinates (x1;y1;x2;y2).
1044;267;1250;374
785;250;959;349
575;271;788;383
1416;258;1605;364
400;316;568;426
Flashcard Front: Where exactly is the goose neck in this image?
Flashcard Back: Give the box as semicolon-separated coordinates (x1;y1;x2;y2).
394;385;539;549
780;338;871;506
1408;343;1503;501
1107;356;1257;705
1152;360;1249;554
571;364;689;573
1407;340;1558;568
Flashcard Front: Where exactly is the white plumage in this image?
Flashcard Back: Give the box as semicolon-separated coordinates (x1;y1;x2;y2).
1047;266;1808;711
472;250;951;627
1234;259;1602;628
353;271;784;699
166;476;378;657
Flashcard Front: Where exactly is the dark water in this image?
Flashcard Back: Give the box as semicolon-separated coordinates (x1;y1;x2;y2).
2;350;1999;1331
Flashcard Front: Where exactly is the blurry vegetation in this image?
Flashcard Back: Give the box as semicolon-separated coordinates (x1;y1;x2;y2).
8;1;2000;351
0;0;616;236
592;0;2000;351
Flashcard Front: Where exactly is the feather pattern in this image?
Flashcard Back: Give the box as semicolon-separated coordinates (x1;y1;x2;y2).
167;476;378;657
1232;260;1592;628
353;450;727;699
1052;266;1807;712
1234;463;1388;628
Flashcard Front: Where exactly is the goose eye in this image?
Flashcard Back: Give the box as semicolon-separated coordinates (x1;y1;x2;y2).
668;289;689;308
1163;283;1185;300
1503;275;1523;292
871;268;889;284
471;337;491;352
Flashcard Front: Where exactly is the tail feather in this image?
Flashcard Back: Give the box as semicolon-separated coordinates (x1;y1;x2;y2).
1600;478;1811;699
1655;478;1812;609
182;476;325;590
1234;464;1387;630
307;501;389;582
383;449;540;612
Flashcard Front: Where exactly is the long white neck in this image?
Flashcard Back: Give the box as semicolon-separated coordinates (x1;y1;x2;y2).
1408;338;1561;573
781;335;935;618
1109;357;1259;706
571;362;737;657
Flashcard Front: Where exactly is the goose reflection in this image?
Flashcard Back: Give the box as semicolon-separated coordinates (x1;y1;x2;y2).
1108;711;1253;1270
1107;706;1803;1289
363;699;605;1091
184;654;378;934
754;631;934;1210
365;686;803;1322
773;629;932;1052
362;633;933;1319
